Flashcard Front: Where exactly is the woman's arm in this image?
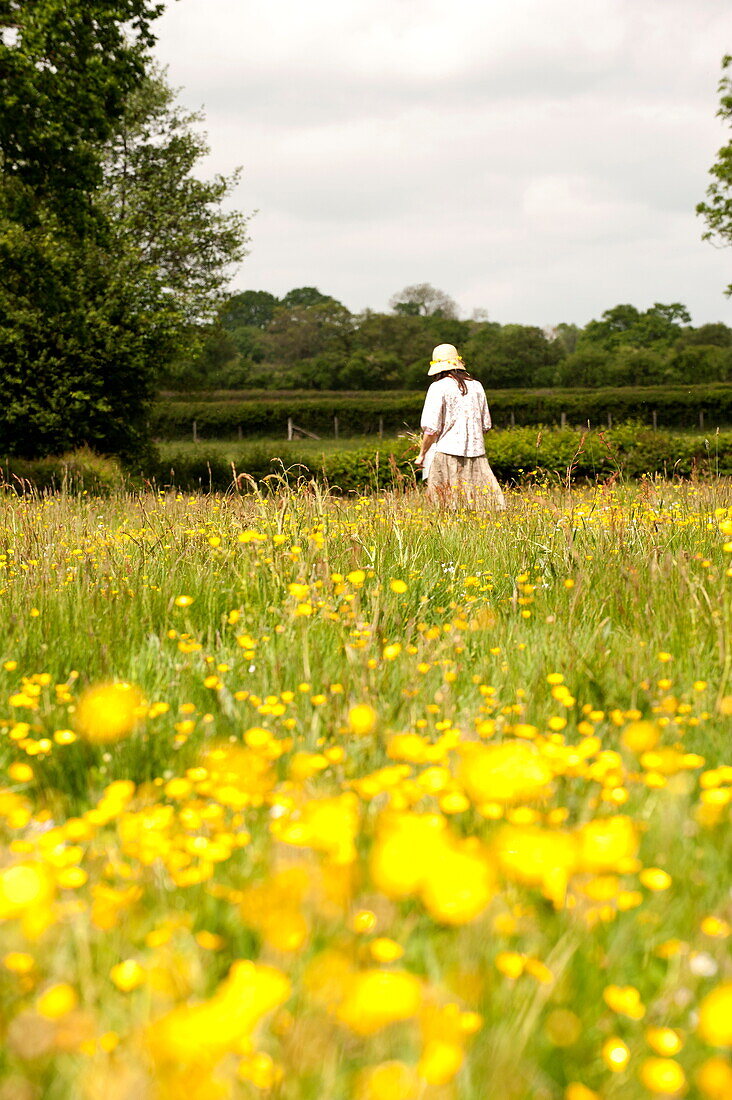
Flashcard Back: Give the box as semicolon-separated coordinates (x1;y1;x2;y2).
479;386;492;431
415;429;439;468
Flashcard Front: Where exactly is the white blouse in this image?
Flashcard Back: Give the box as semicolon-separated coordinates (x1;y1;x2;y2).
420;377;492;477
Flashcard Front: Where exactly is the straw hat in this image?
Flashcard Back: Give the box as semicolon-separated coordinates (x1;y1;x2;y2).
428;343;464;376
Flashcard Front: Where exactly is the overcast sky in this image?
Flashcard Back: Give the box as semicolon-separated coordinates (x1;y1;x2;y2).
154;0;732;327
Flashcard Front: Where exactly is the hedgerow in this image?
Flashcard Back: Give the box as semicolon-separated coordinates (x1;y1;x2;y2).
151;383;732;440
147;425;732;493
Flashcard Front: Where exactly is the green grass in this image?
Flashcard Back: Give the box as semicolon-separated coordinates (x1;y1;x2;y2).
157;434;402;459
0;483;731;1098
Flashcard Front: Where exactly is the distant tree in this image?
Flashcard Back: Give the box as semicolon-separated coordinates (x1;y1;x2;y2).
554;348;614;388
267;298;353;363
550;323;581;356
389;283;459;319
221;290;279;330
606;347;669;386
676;322;732;348
281;287;333;309
581;304;641;348
424;316;471;353
353;312;432;382
669;345;732;384
463;324;559;388
697;55;732;295
581;304;691;352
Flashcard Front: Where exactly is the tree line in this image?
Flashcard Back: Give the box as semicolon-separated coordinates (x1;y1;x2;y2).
167;288;732;393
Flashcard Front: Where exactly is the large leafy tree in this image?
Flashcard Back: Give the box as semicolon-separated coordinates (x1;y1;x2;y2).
0;3;247;461
0;1;165;459
1;0;163;217
698;55;732;296
101;72;248;330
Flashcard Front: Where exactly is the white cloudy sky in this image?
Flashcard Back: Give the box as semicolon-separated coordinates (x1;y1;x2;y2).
154;0;732;326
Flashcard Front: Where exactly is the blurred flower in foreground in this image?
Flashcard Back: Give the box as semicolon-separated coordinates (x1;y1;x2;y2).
74;683;146;744
348;704;378;737
0;863;55;937
698;983;732;1047
336;969;422;1035
456;741;553;804
147;960;290;1066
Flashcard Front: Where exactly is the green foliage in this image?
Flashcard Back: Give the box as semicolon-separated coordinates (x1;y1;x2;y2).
180;286;732;393
0;0;163;220
463;322;562;387
221;290;279;329
147;424;732;494
697;55;732;295
268;299;352;363
1;448;126;494
101;71;248;330
0;12;247;461
0;212;162;460
152;392;424;438
152;383;732;441
579;302;692;351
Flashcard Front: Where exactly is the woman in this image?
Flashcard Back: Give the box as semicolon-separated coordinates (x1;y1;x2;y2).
415;343;505;509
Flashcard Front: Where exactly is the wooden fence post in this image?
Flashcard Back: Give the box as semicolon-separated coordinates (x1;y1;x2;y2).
378;417;383;439
607;413;612;429
510;411;515;428
334;416;339;439
560;411;567;428
287;417;293;441
652;410;658;430
699;411;705;430
237;425;243;441
192;420;197;443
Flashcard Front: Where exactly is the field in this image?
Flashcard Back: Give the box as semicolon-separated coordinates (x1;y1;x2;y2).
1;482;732;1099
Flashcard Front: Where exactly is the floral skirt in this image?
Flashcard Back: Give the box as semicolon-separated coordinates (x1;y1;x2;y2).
426;452;506;510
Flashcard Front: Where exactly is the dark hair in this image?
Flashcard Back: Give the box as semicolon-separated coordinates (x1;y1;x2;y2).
434;367;473;395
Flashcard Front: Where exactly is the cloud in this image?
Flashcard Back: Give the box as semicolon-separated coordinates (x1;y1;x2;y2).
154;0;732;324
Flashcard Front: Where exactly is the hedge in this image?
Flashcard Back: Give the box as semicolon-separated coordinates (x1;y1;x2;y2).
152;384;732;439
148;425;732;494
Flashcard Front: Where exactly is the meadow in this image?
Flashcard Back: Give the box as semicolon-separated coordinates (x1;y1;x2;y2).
1;480;732;1099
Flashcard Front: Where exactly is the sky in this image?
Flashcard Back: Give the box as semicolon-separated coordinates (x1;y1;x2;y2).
154;0;732;327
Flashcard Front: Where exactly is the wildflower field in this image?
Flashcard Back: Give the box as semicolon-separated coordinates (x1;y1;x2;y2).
2;482;732;1100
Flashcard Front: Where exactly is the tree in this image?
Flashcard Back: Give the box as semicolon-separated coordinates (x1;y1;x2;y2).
101;71;248;332
267;298;353;364
0;11;247;460
697;55;732;295
0;1;168;459
463;323;560;388
580;304;691;352
676;322;732;348
281;287;333;309
0;0;163;221
221;290;279;330
550;323;581;356
389;283;459;319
